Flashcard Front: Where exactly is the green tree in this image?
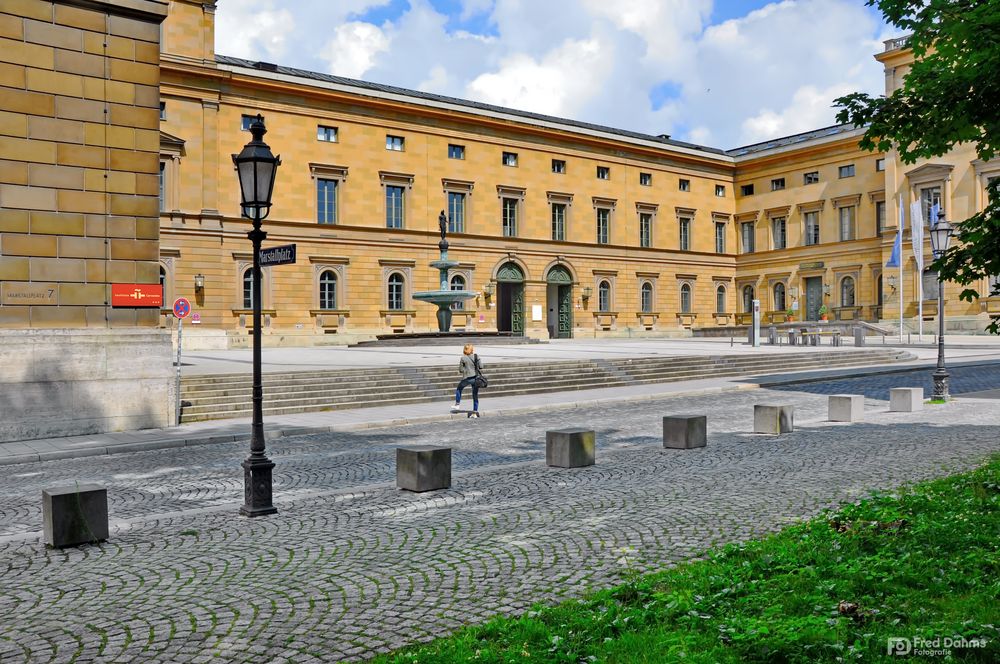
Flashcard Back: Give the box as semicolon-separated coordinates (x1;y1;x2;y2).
834;0;1000;333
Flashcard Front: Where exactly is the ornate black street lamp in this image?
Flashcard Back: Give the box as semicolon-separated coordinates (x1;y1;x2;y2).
232;114;280;516
929;212;953;401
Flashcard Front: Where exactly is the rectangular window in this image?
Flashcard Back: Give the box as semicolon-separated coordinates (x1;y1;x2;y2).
740;184;754;196
317;125;338;142
715;221;726;254
596;208;610;244
551;159;566;174
551;203;566;241
502;197;518;236
502;151;518;167
876;200;886;235
159;101;166;120
447;191;465;233
678;217;691;251
839;205;856;241
805;211;820;245
317;178;337;224
804;171;820;184
876;157;885;172
838;164;855;178
772;216;787;249
679;178;690;192
741;222;755;253
448;144;465;159
715;184;726;197
639;213;652;248
771;177;785;191
158;161;165;212
385;185;404;228
639;172;652;186
240;114;259;130
596;166;610;180
921;186;942;225
386;135;405;151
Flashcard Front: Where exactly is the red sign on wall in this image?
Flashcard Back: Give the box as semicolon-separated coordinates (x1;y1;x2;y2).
111;284;163;308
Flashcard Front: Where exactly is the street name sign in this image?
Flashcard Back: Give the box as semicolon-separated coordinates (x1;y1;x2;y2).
259;244;296;267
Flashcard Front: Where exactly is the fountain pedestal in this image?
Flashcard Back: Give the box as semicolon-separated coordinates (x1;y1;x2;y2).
413;215;478;332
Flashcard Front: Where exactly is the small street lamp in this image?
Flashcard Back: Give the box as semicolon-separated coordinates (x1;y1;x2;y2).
929;212;953;401
232;114;281;516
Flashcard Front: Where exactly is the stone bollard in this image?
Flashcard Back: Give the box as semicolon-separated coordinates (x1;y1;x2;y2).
829;394;864;422
889;387;924;412
662;415;707;449
788;330;798;346
832;332;842;347
753;404;794;434
810;332;819;347
546;428;595;468
396;446;452;492
854;326;866;347
42;484;109;548
767;326;777;345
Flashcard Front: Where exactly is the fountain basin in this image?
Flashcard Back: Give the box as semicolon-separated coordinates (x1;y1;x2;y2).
412;290;478;305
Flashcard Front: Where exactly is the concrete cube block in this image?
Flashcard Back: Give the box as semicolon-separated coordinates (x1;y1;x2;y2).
396;446;451;492
42;484;108;548
890;387;924;412
546;428;595;468
753;404;794;434
663;415;707;449
854;327;866;346
829;394;864;422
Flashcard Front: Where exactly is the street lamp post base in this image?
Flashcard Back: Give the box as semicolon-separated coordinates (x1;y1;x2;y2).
241;455;277;517
932;369;950;402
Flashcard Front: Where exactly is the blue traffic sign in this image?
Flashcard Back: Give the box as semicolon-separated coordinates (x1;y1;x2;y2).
173;297;191;319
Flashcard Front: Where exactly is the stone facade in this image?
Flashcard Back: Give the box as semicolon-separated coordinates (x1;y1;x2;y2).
0;0;171;441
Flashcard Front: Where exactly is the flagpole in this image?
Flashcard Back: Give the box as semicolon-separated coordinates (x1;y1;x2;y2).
898;195;904;344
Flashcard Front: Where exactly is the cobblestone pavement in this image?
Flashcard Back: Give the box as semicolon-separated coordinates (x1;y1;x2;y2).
1;370;999;662
771;359;1000;398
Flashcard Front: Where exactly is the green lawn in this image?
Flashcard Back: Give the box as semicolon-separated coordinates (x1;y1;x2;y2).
376;456;1000;663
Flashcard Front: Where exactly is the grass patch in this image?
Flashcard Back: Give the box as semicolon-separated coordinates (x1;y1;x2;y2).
376;456;1000;663
179;529;198;537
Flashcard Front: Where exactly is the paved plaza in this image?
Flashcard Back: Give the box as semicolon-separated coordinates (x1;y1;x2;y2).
2;366;1000;662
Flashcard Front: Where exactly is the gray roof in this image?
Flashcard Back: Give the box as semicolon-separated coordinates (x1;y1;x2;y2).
724;124;861;157
216;55;729;157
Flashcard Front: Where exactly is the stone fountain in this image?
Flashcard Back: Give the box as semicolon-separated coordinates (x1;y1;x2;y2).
412;211;478;332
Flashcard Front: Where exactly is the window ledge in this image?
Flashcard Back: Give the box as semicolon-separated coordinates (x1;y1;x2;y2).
309;309;350;316
231;309;276;315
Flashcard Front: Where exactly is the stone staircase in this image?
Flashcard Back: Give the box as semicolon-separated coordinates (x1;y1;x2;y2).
178;348;912;423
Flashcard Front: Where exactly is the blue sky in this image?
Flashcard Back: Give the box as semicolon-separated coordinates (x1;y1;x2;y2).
215;1;898;148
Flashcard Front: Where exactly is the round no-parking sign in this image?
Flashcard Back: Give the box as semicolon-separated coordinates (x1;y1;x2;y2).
173;297;191;319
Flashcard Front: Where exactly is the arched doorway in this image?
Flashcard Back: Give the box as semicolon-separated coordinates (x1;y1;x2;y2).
496;262;524;335
545;265;573;338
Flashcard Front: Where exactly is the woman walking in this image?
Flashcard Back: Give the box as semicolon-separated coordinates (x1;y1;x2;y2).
452;344;483;417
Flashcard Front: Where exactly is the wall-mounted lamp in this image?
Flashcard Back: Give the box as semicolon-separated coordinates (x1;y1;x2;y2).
582;286;593;300
822;284;831;297
482;282;495;298
194;274;205;291
789;286;799;298
887;274;897;293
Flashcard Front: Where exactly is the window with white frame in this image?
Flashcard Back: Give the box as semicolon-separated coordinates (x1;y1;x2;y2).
715;184;726;197
448;144;465;159
502;197;518;237
840;276;856;307
317;178;337;224
876;157;885;171
387;272;405;310
596;166;610;180
716;285;726;313
715;222;726;254
772;216;787;249
805;210;820;245
740;221;755;253
158;161;165;212
317;125;337;142
921;186;942;225
742;285;755;313
598;280;611;312
804;171;820;185
678;217;691;251
386;134;405;151
319;270;337;310
551;159;566;174
773;282;786;311
242;267;253;309
876;200;886;235
771;178;785;191
502;151;518;167
551;202;566;241
639;212;652;248
839;205;856;241
385;185;405;228
447;192;465;233
241;114;260;131
450;274;466;310
839;164;855;178
596;207;610;244
640;282;653;313
639;172;652;186
679;283;692;313
679;178;690;192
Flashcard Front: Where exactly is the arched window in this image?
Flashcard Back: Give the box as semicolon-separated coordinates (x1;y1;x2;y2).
742;285;755;313
679;283;692;313
640;282;653;313
773;282;786;311
319;270;337;310
841;276;855;307
242;268;253;309
450;274;466;310
598;280;611;312
388;272;405;311
716;285;726;314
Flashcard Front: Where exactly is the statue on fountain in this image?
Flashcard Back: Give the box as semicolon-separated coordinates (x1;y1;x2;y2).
412;210;478;332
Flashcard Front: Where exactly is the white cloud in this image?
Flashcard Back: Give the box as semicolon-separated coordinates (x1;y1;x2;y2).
320;22;390;78
214;0;294;60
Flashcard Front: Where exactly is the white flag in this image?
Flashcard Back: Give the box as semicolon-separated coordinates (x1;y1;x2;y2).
910;201;924;273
